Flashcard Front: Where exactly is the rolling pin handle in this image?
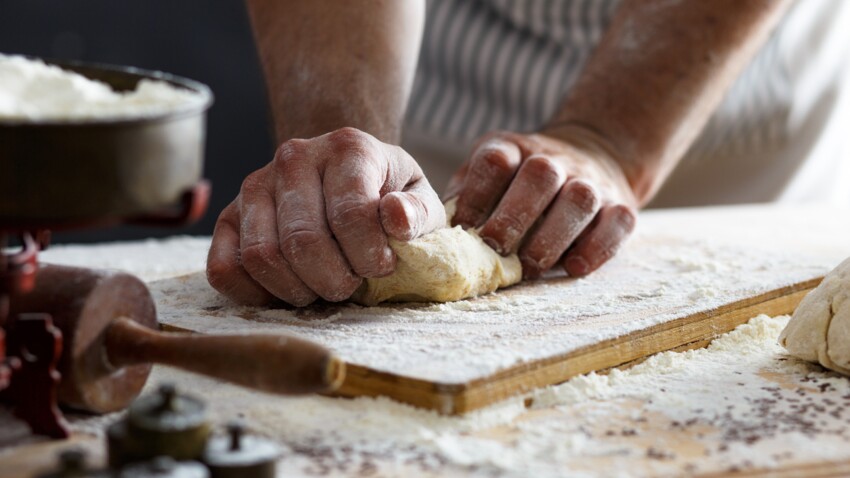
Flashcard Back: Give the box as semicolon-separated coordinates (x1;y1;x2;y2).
104;317;344;395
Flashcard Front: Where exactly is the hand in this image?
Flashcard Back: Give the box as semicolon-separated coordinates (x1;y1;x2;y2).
207;127;445;306
446;130;637;279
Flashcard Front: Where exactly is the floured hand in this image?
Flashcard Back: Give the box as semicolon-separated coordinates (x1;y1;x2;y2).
446;130;637;279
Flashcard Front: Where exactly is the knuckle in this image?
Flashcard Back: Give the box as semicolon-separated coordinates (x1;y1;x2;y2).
239;169;267;194
279;226;324;260
328;200;370;234
275;138;308;161
609;204;637;233
496;213;526;235
563;180;600;215
205;260;231;293
240;242;281;272
475;147;517;177
273;140;309;173
522;156;563;187
327;127;372;152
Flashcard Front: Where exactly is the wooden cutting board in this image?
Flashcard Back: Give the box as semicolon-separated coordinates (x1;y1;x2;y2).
153;204;850;414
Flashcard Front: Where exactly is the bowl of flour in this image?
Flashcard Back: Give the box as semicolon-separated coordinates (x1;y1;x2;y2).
0;54;214;228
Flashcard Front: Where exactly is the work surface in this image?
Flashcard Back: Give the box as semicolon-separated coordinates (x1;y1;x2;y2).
150;203;841;413
3;203;850;477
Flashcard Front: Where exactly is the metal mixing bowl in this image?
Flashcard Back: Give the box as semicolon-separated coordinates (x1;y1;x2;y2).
0;59;214;231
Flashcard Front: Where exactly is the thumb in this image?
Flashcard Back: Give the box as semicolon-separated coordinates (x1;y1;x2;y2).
380;181;447;241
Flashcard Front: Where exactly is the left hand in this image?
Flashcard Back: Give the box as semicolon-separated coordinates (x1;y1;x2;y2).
446;130;638;279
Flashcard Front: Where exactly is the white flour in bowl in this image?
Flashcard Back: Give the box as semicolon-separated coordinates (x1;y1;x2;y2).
0;53;207;121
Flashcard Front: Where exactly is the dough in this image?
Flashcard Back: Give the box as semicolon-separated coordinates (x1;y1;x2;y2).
779;256;850;375
351;200;522;306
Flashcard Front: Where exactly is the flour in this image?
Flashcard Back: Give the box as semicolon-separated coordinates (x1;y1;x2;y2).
34;204;850;476
0;54;206;121
42;226;838;387
145;232;833;384
54;314;850;477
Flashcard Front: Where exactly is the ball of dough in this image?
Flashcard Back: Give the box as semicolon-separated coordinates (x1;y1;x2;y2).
350;201;522;306
779;256;850;375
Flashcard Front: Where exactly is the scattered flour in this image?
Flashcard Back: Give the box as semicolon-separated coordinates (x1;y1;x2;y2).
0;54;207;121
45;314;850;477
25;204;850;476
144;233;832;385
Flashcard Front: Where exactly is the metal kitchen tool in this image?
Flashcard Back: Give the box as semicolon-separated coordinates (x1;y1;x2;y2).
119;457;209;478
0;59;213;230
108;383;210;467
1;58;213;438
37;448;111;478
202;421;280;478
1;58;346;439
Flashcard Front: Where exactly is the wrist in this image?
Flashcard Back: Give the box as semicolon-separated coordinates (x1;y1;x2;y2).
540;121;654;207
271;97;401;145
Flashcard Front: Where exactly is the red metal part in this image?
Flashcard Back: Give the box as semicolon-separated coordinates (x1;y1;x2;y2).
0;179;209;440
0;232;40;299
0;180;211;233
126;179;211;227
1;314;69;438
0;328;21;392
0;232;68;438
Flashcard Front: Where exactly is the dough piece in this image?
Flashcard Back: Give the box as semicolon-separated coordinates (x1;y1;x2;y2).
351;200;522;306
779;256;850;375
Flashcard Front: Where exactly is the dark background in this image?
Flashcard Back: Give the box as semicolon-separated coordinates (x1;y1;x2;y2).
1;0;274;243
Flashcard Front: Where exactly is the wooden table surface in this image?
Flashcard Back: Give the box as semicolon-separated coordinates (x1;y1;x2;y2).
3;203;850;478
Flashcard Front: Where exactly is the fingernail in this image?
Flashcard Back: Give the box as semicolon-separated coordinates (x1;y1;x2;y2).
400;197;421;239
566;256;589;276
482;236;504;254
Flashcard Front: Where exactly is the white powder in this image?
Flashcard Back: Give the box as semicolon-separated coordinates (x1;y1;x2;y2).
51;315;850;477
24;203;850;476
0;54;206;121
39;205;850;388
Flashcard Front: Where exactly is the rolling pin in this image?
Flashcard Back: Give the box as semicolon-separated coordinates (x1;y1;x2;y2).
8;264;344;413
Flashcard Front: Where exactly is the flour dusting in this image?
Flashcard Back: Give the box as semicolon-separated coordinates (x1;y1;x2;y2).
55;315;850;477
0;54;207;121
34;204;850;476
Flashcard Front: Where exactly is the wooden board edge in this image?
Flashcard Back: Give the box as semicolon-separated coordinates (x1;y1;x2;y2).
332;364;463;414
695;458;850;477
332;278;820;414
452;286;813;413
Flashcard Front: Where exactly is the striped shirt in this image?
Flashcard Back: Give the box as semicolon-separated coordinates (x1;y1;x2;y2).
404;0;850;206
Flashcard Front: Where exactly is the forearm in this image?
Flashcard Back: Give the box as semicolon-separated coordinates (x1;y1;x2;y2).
543;0;791;205
245;0;424;144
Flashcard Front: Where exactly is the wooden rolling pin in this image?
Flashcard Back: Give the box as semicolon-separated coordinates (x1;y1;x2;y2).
9;264;344;413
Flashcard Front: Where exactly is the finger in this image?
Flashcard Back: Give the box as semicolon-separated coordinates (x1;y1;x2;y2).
478;155;565;255
323;129;395;277
206;201;276;306
519;179;601;279
275;141;362;302
452;138;521;228
238;171;318;307
562;204;637;277
380;177;447;241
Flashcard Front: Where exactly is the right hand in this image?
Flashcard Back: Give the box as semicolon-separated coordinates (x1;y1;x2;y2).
206;127;445;307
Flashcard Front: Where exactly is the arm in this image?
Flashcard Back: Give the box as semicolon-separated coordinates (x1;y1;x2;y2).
544;0;792;205
246;0;423;143
450;0;791;278
207;0;444;306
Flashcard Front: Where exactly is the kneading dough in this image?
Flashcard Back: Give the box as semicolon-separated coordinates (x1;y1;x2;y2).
779;256;850;376
351;200;522;306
